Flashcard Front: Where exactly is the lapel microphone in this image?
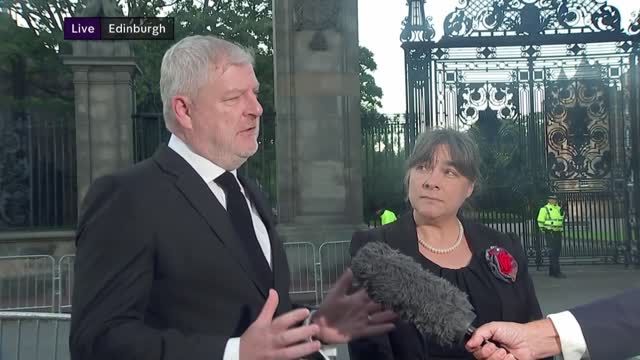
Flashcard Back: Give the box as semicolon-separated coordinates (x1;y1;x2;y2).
351;241;478;346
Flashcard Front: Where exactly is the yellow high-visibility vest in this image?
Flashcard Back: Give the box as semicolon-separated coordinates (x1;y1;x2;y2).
537;203;564;232
380;209;397;225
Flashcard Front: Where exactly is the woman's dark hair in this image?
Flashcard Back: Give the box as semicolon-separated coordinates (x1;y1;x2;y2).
404;128;482;193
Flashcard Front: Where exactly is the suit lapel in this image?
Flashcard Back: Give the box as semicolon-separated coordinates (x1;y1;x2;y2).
462;221;508;319
461;220;491;254
153;145;268;298
386;214;422;262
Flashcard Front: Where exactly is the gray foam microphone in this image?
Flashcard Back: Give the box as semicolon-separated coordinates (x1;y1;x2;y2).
351;241;477;346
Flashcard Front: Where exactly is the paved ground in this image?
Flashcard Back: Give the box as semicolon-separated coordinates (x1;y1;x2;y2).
530;264;640;314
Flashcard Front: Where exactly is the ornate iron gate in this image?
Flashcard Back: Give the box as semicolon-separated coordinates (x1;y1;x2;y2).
402;0;640;265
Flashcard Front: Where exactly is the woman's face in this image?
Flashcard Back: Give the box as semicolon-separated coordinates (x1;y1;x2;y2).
408;145;475;221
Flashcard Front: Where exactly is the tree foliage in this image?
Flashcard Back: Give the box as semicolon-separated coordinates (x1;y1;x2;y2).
357;46;409;221
466;111;550;219
359;46;383;112
0;14;72;112
6;0;274;113
4;0;396;214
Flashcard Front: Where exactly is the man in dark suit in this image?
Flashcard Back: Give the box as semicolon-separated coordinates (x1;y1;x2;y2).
69;35;396;360
465;287;640;360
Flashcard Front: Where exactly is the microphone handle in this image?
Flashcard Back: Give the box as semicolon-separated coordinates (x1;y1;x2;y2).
466;325;477;336
466;325;488;346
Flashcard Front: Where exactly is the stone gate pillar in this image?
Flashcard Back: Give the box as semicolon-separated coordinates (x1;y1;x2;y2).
273;0;365;244
62;0;140;206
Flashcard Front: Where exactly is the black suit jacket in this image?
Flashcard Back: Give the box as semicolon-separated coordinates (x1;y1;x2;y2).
571;287;640;360
70;145;292;360
348;214;545;360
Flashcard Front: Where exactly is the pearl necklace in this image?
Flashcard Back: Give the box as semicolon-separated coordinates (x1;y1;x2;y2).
418;220;464;254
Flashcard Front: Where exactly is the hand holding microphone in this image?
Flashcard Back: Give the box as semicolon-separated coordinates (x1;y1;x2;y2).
350;241;478;346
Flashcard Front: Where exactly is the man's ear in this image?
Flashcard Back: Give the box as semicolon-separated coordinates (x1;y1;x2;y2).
172;95;193;130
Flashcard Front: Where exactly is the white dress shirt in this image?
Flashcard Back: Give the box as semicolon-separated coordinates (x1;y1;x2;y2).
168;135;270;360
548;311;590;360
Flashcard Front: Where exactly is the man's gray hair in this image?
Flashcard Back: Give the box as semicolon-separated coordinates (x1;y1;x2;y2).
160;35;255;131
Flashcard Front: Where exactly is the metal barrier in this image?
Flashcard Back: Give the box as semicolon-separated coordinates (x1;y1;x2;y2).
283;242;318;305
0;311;71;360
57;256;74;313
318;241;351;301
0;256;56;312
22;241;355;312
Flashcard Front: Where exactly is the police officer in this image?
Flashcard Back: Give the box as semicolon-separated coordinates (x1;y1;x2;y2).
537;194;565;278
375;203;397;226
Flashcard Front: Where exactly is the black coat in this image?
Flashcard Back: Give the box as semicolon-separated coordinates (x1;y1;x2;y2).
348;213;545;360
571;287;640;360
70;145;291;360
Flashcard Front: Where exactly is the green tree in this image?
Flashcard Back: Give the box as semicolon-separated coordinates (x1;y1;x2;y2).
6;0;277;202
8;0;386;127
359;46;383;112
359;46;391;128
5;2;401;211
357;46;408;221
133;0;274;113
7;0;274;113
466;111;550;222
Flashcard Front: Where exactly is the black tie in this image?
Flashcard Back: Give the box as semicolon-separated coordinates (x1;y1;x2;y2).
215;171;272;289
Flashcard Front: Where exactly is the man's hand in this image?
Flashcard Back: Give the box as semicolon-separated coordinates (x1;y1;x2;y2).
311;269;397;344
240;289;321;360
465;320;562;360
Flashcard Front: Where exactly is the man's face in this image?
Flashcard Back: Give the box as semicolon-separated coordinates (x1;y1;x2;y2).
549;198;558;205
183;63;263;169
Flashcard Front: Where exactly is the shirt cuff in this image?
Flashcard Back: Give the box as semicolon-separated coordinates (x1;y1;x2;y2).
547;311;590;360
225;326;335;360
319;346;337;358
223;337;240;360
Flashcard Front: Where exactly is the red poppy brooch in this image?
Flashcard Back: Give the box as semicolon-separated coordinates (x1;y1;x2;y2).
485;246;518;283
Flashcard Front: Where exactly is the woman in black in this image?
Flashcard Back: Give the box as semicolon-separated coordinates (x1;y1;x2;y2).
348;129;546;360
